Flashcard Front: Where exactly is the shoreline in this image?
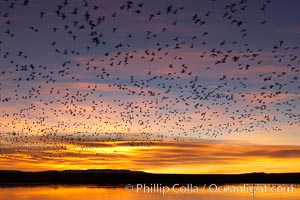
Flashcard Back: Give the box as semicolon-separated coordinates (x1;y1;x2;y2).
1;170;299;186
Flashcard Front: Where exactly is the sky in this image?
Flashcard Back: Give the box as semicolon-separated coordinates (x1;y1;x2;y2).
0;0;299;173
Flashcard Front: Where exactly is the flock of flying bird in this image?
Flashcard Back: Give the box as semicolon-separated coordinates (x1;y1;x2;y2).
0;0;299;154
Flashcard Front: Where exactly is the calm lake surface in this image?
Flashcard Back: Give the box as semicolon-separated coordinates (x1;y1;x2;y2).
0;184;299;200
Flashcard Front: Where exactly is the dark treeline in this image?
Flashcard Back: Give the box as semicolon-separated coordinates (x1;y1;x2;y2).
0;170;299;186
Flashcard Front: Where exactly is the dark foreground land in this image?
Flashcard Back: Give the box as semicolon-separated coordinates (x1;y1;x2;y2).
0;170;299;186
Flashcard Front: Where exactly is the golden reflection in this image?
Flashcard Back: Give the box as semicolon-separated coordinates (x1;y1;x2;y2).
0;185;299;200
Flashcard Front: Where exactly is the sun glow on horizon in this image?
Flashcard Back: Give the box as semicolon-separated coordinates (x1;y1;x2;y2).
1;140;299;174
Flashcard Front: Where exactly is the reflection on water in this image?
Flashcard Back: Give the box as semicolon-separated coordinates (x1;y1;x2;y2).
0;184;299;200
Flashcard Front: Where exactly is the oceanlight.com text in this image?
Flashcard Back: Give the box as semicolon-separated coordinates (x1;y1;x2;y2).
124;183;294;196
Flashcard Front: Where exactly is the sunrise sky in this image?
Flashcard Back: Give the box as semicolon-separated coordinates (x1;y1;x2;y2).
0;0;299;173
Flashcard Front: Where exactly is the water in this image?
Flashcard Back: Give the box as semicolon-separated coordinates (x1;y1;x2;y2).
0;184;299;200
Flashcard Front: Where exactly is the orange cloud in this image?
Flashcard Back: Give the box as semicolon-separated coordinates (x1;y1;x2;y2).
1;141;299;174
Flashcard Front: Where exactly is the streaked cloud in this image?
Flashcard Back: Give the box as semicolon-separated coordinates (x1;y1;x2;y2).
1;141;299;173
